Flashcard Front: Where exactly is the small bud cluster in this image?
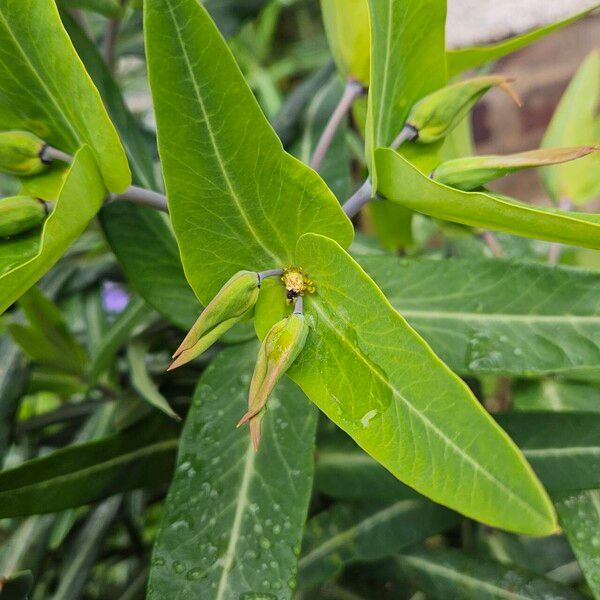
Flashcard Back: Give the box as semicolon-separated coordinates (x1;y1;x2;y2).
170;266;315;450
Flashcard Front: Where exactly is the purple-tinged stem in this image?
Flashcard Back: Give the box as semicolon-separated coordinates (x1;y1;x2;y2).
342;179;373;219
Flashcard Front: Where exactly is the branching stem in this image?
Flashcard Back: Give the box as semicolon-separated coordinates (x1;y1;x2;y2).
342;179;373;219
40;145;73;165
294;296;304;315
257;269;284;285
310;79;364;172
480;230;504;258
109;187;169;213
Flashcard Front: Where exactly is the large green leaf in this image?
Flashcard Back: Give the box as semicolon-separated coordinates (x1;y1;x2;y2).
446;4;600;76
147;343;317;599
270;233;556;535
298;498;459;589
62;11;202;330
375;149;600;249
541;50;600;205
399;547;585;600
0;417;178;517
0;0;129;192
360;256;600;378
145;0;353;305
0;147;105;315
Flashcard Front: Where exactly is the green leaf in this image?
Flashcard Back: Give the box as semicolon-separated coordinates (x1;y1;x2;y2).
0;147;106;315
446;4;600;76
298;499;459;589
58;0;123;18
320;0;370;85
145;0;353;305
0;571;34;600
554;490;600;598
0;0;130;192
366;0;447;160
499;412;600;493
147;343;317;599
399;547;585;600
285;233;556;535
7;287;86;376
88;296;155;382
127;337;179;420
0;417;179;517
541;51;600;205
360;256;600;378
62;11;202;330
375;149;600;249
515;379;600;412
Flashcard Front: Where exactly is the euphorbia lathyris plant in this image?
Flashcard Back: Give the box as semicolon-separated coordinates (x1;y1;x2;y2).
0;0;599;598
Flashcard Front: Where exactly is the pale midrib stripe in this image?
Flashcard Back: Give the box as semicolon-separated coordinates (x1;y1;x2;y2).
524;446;600;458
397;308;600;324
215;443;257;600
299;500;419;569
312;300;548;524
399;555;534;600
318;451;373;468
165;1;280;265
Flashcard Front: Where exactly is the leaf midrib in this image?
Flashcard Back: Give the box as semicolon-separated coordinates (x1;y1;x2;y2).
311;298;549;525
397;308;600;324
164;0;280;266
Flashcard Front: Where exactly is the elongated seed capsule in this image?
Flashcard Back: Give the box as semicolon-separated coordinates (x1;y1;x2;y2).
238;310;309;450
0;131;48;176
0;196;47;237
168;270;261;370
432;146;598;191
407;76;518;144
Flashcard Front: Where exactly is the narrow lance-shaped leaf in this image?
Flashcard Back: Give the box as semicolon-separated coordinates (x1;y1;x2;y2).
398;547;586;600
298;498;460;590
541;50;600;205
360;256;600;379
145;0;352;305
0;417;179;518
0;0;130;191
0;146;106;315
446;3;600;76
320;0;370;85
258;233;557;535
148;343;317;599
375;149;600;249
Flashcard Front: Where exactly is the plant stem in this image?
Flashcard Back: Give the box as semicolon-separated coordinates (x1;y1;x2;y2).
310;79;364;172
257;269;283;285
294;295;304;315
342;179;373;218
480;230;503;258
390;124;418;150
548;198;573;265
109;186;169;213
40;145;73;165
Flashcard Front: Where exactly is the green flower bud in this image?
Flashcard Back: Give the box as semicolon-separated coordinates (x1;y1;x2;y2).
407;76;518;144
432;146;597;191
0;195;47;238
0;131;48;176
168;270;260;370
238;311;309;450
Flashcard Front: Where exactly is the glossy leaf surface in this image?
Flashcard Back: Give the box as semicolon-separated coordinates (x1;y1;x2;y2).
0;0;129;191
0;147;105;315
375;149;600;249
541;50;600;205
147;343;317;599
284;233;556;535
360;256;600;378
446;4;600;76
0;418;178;517
399;548;585;600
145;0;353;304
298;498;459;589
